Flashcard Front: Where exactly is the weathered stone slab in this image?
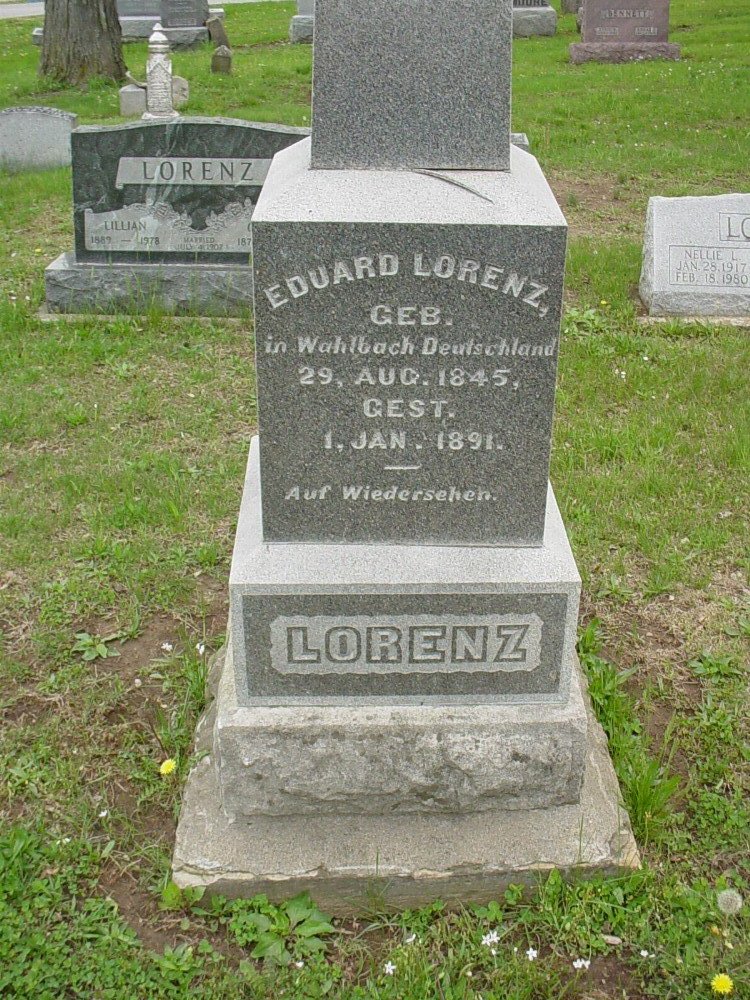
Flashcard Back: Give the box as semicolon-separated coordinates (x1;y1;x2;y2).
252;139;566;546
513;1;557;36
570;40;679;61
118;77;189;117
213;637;587;816
0;107;77;172
640;194;750;318
229;439;579;704
161;0;208;27
311;0;512;170
70;118;308;266
44;251;254;317
174;689;639;913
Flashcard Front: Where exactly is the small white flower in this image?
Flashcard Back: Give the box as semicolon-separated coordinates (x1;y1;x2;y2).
383;961;396;976
482;929;500;947
466;970;473;978
63;837;71;844
490;948;497;957
404;933;417;944
513;946;518;954
134;678;142;688
98;809;108;818
196;642;206;655
161;641;174;653
640;949;650;958
572;958;591;970
642;355;650;362
526;947;538;961
294;960;304;969
717;889;743;915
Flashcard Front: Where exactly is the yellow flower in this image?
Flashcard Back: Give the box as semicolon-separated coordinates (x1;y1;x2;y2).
159;758;177;777
711;973;734;995
599;299;609;306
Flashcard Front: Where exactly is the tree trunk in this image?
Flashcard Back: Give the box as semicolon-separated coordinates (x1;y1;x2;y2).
40;0;127;86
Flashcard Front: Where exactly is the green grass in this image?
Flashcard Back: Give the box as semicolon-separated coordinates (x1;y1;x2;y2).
1;2;749;998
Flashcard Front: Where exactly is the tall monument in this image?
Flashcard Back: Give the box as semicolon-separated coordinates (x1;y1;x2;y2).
174;0;638;910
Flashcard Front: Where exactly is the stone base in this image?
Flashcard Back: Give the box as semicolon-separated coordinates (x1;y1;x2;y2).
44;252;253;318
637;314;750;328
513;6;557;37
570;42;681;63
214;639;589;818
289;14;314;42
174;691;639;913
162;26;209;48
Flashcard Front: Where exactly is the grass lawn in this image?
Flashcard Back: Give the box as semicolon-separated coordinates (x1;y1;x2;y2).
1;2;749;997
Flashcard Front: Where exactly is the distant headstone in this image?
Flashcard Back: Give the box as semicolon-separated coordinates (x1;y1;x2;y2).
561;0;582;12
44;118;309;316
160;0;211;46
206;14;230;47
640;194;750;319
211;45;232;74
290;0;314;42
513;0;557;37
570;0;680;62
0;107;77;173
33;0;224;44
311;0;512;170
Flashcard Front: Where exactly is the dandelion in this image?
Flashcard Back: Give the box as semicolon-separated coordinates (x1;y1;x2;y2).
526;947;538;961
711;974;734;995
600;299;608;306
160;758;177;776
482;930;500;947
573;958;591;970
384;961;396;976
717;890;743;916
161;641;174;653
196;642;206;656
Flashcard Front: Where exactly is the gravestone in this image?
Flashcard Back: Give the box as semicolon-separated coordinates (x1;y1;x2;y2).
160;0;211;46
119;77;190;118
44;118;308;317
211;45;232;74
570;0;680;62
0;107;77;172
174;0;638;910
207;14;230;47
33;0;224;44
513;0;557;37
640;194;750;319
289;0;314;43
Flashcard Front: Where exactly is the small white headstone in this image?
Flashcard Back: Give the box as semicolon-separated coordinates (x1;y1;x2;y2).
0;107;78;172
143;24;179;120
640;194;750;318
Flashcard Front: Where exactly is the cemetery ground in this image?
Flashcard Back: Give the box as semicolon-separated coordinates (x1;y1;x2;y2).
0;0;748;997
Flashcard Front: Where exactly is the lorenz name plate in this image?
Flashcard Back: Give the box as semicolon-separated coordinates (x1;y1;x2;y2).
71;119;309;264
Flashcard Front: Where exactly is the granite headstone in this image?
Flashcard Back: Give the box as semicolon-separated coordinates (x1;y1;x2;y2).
174;0;635;910
311;0;512;170
570;0;680;61
640;194;750;318
0;107;77;172
513;0;557;37
44;118;308;315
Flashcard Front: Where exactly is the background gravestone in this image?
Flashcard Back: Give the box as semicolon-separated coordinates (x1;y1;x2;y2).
640;194;750;319
570;0;680;62
44;118;308;316
174;0;637;909
0;107;77;172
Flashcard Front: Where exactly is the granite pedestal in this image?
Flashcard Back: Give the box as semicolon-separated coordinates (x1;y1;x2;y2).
174;655;638;912
513;3;557;37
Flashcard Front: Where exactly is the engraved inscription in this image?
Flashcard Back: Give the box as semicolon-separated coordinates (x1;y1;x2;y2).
84;202;254;253
270;614;543;675
720;214;750;242
115;156;271;188
669;245;750;287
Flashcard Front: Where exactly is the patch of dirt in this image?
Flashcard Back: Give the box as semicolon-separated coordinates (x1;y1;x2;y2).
582;953;648;999
546;170;647;240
